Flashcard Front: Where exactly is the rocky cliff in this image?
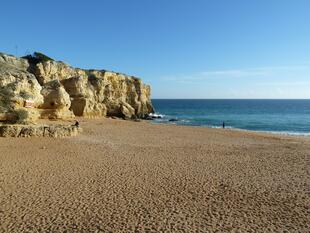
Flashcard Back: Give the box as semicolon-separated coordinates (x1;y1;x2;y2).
0;52;154;124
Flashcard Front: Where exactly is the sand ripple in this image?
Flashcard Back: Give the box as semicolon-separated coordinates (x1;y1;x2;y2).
0;118;309;232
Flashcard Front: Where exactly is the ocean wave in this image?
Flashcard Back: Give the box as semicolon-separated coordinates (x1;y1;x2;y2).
210;125;233;129
255;130;310;136
219;127;310;137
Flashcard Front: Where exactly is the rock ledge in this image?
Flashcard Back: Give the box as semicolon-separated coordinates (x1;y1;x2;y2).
0;124;82;138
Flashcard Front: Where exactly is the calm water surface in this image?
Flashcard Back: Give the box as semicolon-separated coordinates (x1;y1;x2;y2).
152;99;310;135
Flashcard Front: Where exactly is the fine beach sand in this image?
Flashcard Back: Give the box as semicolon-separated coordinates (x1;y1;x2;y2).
0;118;309;232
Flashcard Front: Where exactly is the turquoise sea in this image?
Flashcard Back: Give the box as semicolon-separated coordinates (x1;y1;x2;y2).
151;99;310;136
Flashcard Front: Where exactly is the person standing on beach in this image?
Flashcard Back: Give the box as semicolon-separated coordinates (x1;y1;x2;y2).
222;121;225;129
74;120;80;128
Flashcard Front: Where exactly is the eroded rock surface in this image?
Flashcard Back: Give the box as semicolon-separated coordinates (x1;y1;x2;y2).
0;53;43;124
0;124;82;137
0;52;154;124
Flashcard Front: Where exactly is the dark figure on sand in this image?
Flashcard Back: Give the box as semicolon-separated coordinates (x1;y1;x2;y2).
74;120;80;128
222;121;225;129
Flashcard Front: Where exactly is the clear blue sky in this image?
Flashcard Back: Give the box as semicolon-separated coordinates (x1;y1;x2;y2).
1;0;310;98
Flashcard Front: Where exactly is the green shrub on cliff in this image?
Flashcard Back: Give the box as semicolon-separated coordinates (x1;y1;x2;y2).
22;52;54;65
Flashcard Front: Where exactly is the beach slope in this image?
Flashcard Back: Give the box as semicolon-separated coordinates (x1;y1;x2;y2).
0;119;309;232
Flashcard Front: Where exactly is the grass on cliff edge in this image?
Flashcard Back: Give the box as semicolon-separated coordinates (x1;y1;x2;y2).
22;52;54;65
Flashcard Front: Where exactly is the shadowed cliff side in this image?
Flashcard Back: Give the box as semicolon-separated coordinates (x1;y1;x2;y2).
0;52;154;123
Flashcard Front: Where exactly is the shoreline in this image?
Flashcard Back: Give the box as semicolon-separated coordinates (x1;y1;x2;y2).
1;116;309;139
150;120;310;138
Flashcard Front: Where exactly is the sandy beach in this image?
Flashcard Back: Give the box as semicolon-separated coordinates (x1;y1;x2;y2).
0;118;309;232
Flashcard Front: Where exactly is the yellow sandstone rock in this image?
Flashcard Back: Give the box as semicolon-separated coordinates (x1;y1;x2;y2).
0;52;154;124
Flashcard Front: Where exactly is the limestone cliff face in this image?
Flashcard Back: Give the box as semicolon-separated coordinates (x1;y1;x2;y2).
0;52;154;123
0;53;43;123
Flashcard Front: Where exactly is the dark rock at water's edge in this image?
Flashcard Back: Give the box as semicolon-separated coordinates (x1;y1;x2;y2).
0;52;154;125
169;118;178;122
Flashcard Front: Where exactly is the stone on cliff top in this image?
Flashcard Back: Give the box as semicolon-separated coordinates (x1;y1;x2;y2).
0;53;29;71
